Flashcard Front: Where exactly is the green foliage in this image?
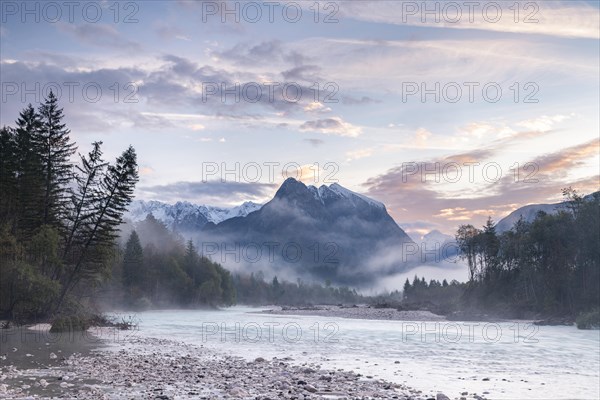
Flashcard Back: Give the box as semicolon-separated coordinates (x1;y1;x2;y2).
0;127;19;226
13;105;45;239
401;275;465;315
54;143;138;311
123;231;144;289
576;309;600;330
37;91;77;227
115;219;236;309
0;260;60;321
28;225;63;278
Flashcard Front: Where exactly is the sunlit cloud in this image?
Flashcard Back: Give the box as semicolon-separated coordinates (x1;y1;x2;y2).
517;114;573;132
346;148;374;162
299;117;362;137
362;138;600;234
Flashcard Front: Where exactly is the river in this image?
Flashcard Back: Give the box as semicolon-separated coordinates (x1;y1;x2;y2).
120;307;600;399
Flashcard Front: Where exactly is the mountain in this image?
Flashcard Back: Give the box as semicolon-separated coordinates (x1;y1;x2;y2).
417;230;459;263
199;178;413;285
496;191;599;232
125;200;262;233
421;230;454;245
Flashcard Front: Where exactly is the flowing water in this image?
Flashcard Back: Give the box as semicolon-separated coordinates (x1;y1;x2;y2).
120;307;600;399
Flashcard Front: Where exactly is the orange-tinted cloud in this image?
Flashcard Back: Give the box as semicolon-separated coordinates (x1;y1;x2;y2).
363;139;600;235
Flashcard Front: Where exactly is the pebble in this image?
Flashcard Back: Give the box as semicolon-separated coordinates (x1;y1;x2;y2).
304;384;317;392
0;336;477;400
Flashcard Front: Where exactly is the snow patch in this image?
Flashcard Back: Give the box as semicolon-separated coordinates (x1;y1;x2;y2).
126;200;262;226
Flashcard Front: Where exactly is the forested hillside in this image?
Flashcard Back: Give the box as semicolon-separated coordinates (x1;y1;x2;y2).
108;214;236;309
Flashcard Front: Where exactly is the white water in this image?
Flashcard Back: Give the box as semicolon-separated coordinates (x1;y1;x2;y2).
123;307;600;399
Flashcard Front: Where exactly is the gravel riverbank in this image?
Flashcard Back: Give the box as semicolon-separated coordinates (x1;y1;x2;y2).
0;333;470;400
259;305;446;321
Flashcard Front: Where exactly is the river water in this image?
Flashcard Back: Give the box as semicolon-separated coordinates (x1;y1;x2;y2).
122;307;600;399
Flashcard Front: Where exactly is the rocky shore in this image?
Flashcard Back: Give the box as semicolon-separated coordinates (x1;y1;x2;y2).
259;305;446;321
0;334;472;400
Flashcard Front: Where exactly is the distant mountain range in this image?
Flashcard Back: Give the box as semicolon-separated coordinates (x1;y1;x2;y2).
126;200;262;232
496;191;599;232
127;180;596;284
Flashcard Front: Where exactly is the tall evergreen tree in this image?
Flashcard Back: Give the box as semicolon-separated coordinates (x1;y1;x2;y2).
481;217;500;279
122;230;144;289
402;278;411;300
37;91;76;228
184;240;197;274
63;142;107;263
13;105;45;238
0;127;18;227
55;146;138;311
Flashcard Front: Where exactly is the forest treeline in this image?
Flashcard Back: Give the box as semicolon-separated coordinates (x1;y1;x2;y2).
234;271;364;306
404;190;599;323
0;93;139;321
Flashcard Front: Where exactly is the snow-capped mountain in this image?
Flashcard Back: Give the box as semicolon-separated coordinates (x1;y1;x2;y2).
307;182;385;209
126;200;262;232
125;179;419;285
201;178;413;284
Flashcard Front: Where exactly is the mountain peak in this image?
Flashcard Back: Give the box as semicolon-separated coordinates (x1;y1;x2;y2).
275;179;385;210
275;177;309;200
206;179;413;285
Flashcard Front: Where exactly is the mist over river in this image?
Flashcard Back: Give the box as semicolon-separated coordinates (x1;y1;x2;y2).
116;307;600;399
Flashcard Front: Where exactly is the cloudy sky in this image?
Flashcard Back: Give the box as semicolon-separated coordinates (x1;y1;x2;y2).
1;0;598;237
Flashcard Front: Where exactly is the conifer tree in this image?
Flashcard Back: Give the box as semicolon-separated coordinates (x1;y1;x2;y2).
122;230;144;289
37;91;76;228
14;105;45;238
55;146;139;311
63;141;107;262
403;278;411;300
0;127;18;226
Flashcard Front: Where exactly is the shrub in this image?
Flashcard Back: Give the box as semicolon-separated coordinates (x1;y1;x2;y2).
88;314;138;330
1;260;60;322
131;296;152;311
50;315;91;332
576;309;600;330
